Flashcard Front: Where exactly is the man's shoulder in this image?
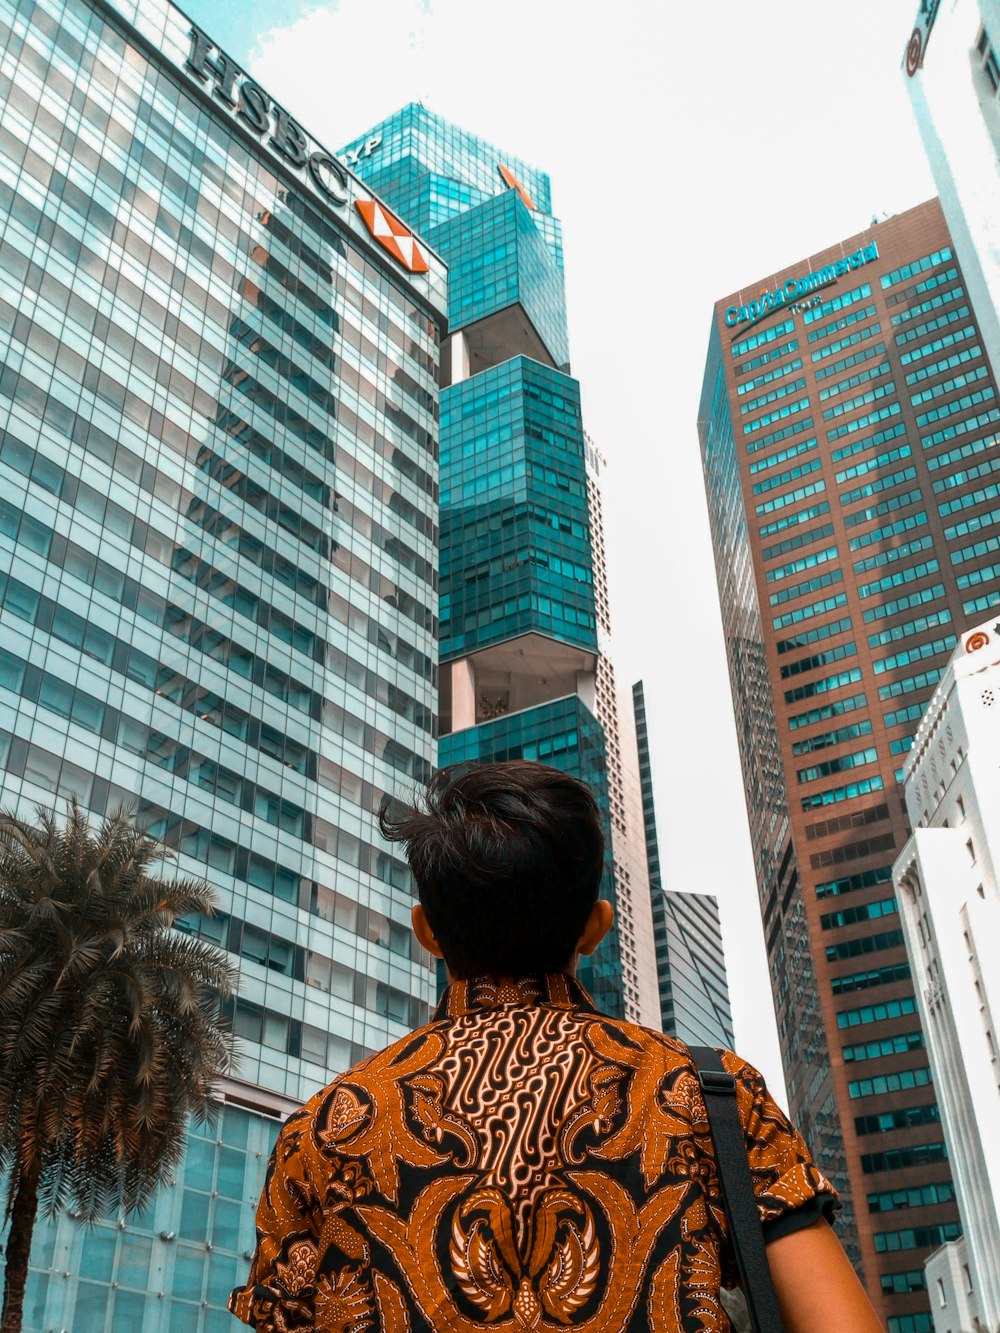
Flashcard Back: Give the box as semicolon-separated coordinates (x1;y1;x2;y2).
293;1019;451;1118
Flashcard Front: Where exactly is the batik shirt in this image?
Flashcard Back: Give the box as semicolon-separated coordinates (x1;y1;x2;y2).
230;974;837;1332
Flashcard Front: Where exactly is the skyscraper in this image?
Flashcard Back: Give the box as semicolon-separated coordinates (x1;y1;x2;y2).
700;197;999;1330
0;1;445;1327
344;105;659;1024
903;0;1000;379
633;681;735;1048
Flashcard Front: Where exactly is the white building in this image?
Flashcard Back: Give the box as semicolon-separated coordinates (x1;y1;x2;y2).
925;1238;983;1333
902;0;1000;381
893;617;1000;1329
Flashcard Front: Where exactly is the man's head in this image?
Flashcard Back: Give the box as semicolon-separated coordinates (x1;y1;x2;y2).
379;761;611;978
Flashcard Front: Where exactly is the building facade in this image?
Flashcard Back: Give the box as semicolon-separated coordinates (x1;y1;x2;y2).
699;197;1000;1329
894;617;1000;1329
633;680;735;1047
903;0;1000;380
0;1;446;1327
344;104;660;1025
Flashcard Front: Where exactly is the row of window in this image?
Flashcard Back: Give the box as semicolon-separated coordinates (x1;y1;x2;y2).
864;584;946;625
735;337;800;376
820;896;897;931
749;436;817;478
927;426;998;473
881;246;953;290
881;1270;925;1295
826;924;901;960
879;668;946;702
860;1140;945;1174
751;455;822;497
815;342;886;386
873;1220;960;1253
816;865;893;899
855;536;935;578
822;378;896;423
848;509;927;551
809;833;896;873
886;267;959;308
769;566;842;607
803;282;873;326
830;962;911;996
766;542;838;585
838;995;919;1029
746;415;816;455
873;635;955;676
869;1180;954;1214
848;1066;930;1099
869;607;952;647
797;746;877;785
832;420;907;467
843;485;922;529
922;404;1000;449
812;321;882;364
763;520;835;563
934;453;1000;500
892;286;966;331
905;342;982;388
737;357;804;396
841;463;916;509
786;678;864;715
899;322;974;365
803;773;884;812
843;1030;924;1064
776;615;853;658
807;303;878;345
836;444;911;486
759;499;830;538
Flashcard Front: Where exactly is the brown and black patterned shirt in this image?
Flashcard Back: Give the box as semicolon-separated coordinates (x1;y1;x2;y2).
230;974;837;1332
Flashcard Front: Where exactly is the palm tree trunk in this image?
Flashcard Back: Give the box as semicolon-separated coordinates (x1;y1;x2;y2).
1;1163;39;1333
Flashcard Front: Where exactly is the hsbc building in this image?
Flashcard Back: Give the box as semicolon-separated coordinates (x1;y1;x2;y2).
0;0;446;1327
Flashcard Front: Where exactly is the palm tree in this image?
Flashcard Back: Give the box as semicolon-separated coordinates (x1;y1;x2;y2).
0;801;238;1333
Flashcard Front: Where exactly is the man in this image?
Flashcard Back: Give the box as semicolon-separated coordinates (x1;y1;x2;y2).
230;761;882;1332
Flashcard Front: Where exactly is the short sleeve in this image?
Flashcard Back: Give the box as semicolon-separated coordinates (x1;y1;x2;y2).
229;1107;323;1330
718;1048;840;1242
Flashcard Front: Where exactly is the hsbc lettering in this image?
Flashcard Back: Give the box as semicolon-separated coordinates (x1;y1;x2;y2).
185;26;350;207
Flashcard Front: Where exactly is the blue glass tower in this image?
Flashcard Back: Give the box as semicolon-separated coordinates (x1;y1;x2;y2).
0;3;445;1328
344;105;634;1018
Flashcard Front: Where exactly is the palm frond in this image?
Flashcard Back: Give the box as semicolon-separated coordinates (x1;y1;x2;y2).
0;804;236;1222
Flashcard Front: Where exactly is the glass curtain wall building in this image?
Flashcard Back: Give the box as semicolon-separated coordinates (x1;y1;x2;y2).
0;1;446;1328
699;197;1000;1331
633;681;735;1048
343;104;659;1023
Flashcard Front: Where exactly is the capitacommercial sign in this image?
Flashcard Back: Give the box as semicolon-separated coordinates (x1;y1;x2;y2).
904;0;942;77
725;241;879;332
184;27;431;277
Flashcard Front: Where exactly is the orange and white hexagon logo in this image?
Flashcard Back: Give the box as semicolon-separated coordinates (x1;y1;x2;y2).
355;199;429;274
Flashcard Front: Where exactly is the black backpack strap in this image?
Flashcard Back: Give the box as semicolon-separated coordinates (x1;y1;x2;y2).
688;1046;787;1333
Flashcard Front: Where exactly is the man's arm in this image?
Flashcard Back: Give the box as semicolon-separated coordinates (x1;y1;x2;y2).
766;1219;884;1332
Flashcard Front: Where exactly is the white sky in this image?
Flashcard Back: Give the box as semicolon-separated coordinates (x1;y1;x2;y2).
240;0;937;1099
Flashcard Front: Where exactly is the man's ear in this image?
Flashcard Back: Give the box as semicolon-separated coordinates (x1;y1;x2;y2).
577;899;614;957
411;904;445;959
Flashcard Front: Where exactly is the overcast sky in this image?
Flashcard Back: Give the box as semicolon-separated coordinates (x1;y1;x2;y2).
185;0;937;1099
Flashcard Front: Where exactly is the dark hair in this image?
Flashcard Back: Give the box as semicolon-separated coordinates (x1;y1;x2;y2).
379;761;605;978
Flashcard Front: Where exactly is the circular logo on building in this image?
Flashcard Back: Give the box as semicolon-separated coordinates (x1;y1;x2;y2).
965;631;990;653
905;27;923;76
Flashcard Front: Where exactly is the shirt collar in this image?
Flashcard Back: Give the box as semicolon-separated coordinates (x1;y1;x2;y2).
434;973;598;1020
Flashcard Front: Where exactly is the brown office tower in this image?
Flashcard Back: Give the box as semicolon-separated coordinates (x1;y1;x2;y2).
699;197;998;1332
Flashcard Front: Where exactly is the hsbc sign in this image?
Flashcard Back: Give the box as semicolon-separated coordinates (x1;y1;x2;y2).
185;27;353;209
183;27;428;275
